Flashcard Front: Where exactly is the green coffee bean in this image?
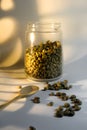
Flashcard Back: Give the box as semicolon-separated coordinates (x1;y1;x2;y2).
72;99;82;105
55;92;62;96
63;108;75;117
72;104;81;111
61;92;66;96
61;95;69;101
47;102;54;106
49;92;55;96
31;97;40;103
70;95;76;100
63;103;70;108
29;126;36;130
54;110;63;118
56;106;63;111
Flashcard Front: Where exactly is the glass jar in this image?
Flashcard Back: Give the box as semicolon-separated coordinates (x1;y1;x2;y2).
25;22;63;82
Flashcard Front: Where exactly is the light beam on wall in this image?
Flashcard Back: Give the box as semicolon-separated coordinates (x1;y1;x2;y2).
0;17;17;44
0;38;22;67
1;0;15;11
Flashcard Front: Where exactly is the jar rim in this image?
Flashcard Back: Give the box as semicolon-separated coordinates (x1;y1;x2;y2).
27;22;61;32
27;22;61;26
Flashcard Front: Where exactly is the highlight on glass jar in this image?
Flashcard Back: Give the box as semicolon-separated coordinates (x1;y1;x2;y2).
25;22;63;82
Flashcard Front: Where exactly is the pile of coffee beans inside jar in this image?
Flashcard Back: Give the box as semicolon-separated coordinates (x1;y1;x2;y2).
25;40;62;80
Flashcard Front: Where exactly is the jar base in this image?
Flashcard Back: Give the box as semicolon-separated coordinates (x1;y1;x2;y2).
26;74;62;82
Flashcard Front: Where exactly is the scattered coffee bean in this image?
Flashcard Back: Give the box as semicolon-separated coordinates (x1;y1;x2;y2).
56;106;64;111
61;95;69;101
54;110;63;118
63;103;70;108
68;85;72;89
63;108;75;117
18;85;22;89
72;99;82;105
47;102;54;106
29;126;36;130
61;92;66;96
31;97;40;103
49;92;55;96
72;104;81;111
70;95;76;100
55;92;61;96
64;80;68;84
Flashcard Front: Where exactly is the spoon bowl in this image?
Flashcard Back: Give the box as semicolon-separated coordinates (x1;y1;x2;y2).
20;85;39;95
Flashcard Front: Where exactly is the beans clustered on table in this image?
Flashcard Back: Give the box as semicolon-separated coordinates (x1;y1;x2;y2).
31;80;82;118
29;80;82;129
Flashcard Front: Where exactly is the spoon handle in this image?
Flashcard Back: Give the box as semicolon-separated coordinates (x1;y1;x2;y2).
0;94;21;110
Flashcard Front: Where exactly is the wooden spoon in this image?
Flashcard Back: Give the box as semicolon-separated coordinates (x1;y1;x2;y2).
0;85;39;110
